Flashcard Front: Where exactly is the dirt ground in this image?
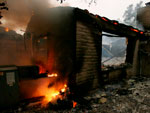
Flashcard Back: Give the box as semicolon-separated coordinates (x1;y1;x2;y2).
1;76;150;113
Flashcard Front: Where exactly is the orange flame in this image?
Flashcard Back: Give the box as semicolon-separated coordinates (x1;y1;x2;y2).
61;84;67;92
47;73;57;77
73;101;77;108
41;83;68;107
140;31;144;34
101;17;108;22
130;28;139;32
39;66;47;74
5;27;9;32
95;15;98;18
34;50;68;107
113;22;118;25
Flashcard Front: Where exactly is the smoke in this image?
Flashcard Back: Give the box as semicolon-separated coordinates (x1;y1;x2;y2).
137;5;150;31
1;0;52;33
19;77;67;104
0;26;32;66
19;78;54;99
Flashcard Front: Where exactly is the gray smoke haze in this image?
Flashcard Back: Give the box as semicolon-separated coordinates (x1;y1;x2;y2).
0;26;32;66
137;4;150;31
1;0;52;32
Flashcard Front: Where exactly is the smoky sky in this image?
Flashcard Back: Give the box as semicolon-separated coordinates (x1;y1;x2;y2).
137;5;150;31
1;0;52;31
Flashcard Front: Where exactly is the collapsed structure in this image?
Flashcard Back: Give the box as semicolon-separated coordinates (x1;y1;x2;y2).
0;6;150;109
25;7;146;90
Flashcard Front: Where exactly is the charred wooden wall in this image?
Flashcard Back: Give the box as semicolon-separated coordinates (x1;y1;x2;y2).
138;41;150;76
75;21;102;93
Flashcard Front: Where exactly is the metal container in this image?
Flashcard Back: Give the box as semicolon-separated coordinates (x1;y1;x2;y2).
0;65;20;109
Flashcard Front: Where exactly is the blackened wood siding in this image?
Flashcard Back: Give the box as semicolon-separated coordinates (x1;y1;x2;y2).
76;21;102;92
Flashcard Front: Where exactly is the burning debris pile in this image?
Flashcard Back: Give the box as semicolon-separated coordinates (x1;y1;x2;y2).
40;80;68;107
19;70;71;108
0;3;148;112
1;76;150;113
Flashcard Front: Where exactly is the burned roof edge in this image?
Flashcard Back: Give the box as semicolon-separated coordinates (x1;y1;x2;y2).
74;7;146;39
26;6;147;40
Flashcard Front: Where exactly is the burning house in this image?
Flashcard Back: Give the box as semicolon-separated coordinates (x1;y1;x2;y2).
0;6;149;110
23;6;146;103
22;7;102;104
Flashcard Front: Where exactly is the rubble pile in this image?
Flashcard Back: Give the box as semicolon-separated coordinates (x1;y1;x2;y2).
1;76;150;113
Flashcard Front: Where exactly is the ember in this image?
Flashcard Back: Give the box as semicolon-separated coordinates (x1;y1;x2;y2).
39;65;47;74
5;27;9;32
35;61;47;74
113;22;118;25
101;17;108;22
73;101;77;108
140;31;144;34
130;28;139;32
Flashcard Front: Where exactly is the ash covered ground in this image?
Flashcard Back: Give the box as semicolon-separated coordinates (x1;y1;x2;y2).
2;76;150;113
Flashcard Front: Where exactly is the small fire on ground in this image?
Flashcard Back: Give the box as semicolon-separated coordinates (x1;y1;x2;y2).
40;73;78;108
40;73;69;107
41;82;68;107
29;63;77;108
